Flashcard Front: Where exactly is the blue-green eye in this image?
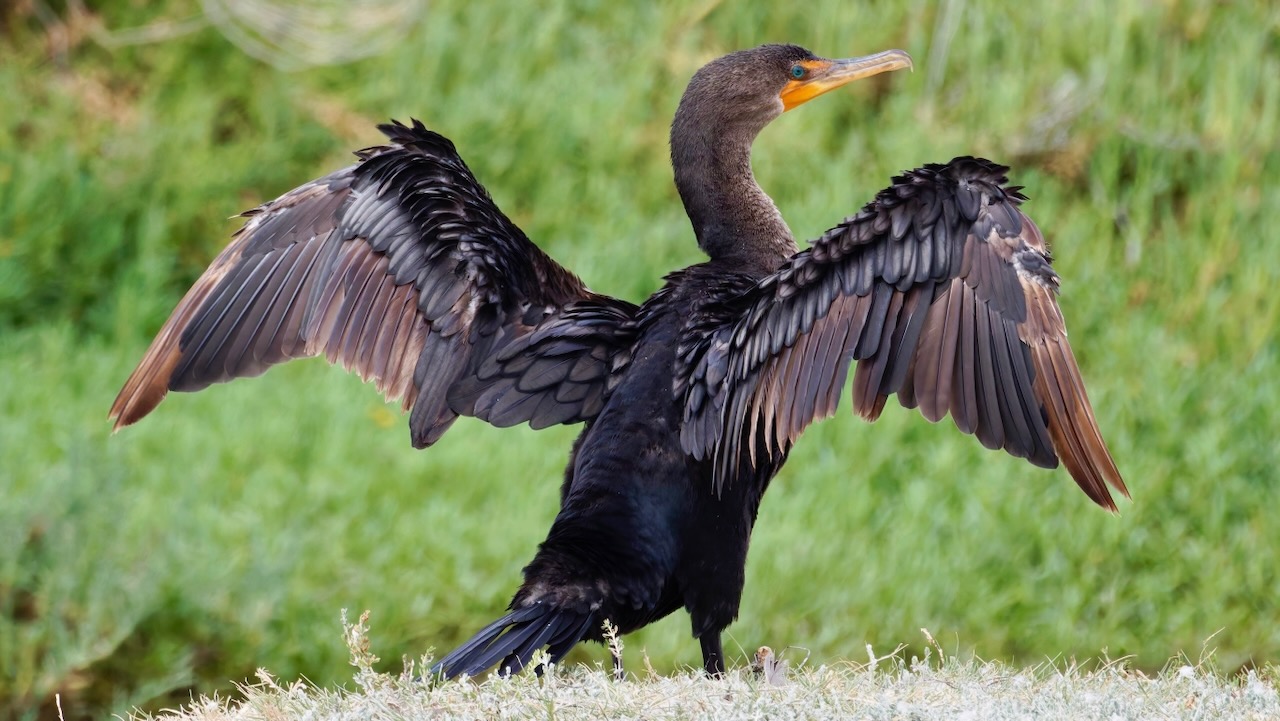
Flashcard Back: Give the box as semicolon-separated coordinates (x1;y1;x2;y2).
790;64;805;79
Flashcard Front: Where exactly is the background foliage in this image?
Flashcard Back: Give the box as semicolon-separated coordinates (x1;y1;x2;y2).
1;0;1277;718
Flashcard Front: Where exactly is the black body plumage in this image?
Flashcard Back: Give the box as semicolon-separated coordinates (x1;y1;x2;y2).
111;45;1126;679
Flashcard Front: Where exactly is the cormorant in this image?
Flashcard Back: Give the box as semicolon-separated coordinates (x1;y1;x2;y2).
110;44;1128;679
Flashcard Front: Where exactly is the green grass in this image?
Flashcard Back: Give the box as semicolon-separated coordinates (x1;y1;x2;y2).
2;0;1278;718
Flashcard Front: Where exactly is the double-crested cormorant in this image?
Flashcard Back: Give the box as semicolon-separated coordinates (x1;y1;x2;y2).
110;44;1127;678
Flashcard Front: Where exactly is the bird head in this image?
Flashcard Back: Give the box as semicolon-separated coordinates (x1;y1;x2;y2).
675;44;914;134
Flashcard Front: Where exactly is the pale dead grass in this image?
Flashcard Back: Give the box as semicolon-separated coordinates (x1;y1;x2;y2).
123;612;1280;721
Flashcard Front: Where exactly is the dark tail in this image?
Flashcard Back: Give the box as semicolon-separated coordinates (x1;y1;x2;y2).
432;602;598;679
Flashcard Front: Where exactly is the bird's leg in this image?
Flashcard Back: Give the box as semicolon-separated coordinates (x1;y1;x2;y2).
700;634;725;677
612;648;624;681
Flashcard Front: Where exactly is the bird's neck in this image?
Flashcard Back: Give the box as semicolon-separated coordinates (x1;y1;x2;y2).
671;121;797;271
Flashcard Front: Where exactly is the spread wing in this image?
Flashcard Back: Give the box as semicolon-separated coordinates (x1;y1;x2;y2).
110;119;637;448
677;157;1127;509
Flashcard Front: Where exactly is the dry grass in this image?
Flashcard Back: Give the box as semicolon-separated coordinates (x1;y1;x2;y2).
125;613;1280;721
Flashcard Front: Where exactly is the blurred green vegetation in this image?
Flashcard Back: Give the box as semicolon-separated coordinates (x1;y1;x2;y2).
1;0;1277;718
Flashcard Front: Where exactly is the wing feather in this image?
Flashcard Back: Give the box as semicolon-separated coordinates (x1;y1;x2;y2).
110;120;637;447
949;279;978;434
677;157;1127;509
217;241;300;375
971;293;1005;452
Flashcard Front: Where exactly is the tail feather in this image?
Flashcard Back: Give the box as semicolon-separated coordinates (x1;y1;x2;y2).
493;613;568;673
546;613;597;660
433;603;597;679
434;605;544;675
